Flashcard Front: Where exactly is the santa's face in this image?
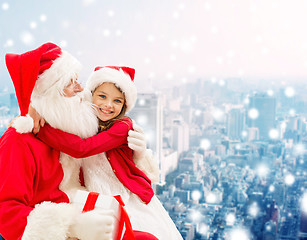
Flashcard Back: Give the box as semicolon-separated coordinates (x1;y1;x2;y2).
92;82;125;122
31;87;99;138
63;79;84;97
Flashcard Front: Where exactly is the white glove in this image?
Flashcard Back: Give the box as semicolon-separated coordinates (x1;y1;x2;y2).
128;121;147;159
69;209;114;240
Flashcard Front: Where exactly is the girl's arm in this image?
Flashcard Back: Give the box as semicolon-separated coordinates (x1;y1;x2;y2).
36;118;132;158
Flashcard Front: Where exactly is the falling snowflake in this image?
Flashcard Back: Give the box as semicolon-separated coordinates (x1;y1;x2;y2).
200;139;211;150
284;173;295;186
40;14;47;22
178;3;185;10
256;163;269;178
241;130;248;138
138;99;146;106
107;10;114;17
82;0;95;7
136;114;148;125
267;89;274;96
269;185;275;192
148;72;155;79
59;40;67;48
195;109;202;116
289;109;296;116
248;202;259;218
2;2;9;10
169;54;176;61
4;39;14;47
206;192;216;203
294;143;305;155
226;213;236;226
248;108;259;119
30;21;37;29
188;65;195;74
173;11;180;19
243;97;250;105
103;29;110;37
115;30;122;36
228;227;250;240
212;108;224;122
198;223;209;235
218;79;225;86
190;209;202;222
285;87;295;98
211;26;218;34
191;190;202;201
269;129;279;140
147;35;155;42
20;31;34;45
210;77;217;83
166;72;174;80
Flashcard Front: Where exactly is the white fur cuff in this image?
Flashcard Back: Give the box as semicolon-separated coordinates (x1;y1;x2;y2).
12;115;34;133
22;201;78;240
135;149;160;183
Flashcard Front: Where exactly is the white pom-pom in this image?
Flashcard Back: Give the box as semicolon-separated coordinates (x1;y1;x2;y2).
12;115;34;133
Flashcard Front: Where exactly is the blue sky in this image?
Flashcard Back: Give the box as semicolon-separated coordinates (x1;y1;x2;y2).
1;0;307;92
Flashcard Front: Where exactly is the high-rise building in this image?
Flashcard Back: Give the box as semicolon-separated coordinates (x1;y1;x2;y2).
128;92;163;157
227;107;245;140
128;92;164;181
247;93;276;140
171;119;189;155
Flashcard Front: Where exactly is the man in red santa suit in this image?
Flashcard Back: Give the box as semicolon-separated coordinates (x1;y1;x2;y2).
0;42;158;240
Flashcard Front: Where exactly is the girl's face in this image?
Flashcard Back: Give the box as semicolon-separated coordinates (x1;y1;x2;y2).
92;82;125;122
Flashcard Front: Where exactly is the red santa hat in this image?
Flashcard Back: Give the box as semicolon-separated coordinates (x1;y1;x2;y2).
5;42;82;133
86;66;137;113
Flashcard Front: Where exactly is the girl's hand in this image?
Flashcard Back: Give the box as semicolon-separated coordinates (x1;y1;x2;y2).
28;104;45;134
128;120;146;160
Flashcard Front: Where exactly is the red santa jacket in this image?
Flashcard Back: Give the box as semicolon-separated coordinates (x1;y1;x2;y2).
37;117;154;204
0;127;72;240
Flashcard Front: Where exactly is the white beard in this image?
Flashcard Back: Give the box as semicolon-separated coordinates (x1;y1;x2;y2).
31;90;100;200
31;90;98;138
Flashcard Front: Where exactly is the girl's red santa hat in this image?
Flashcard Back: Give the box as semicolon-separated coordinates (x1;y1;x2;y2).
5;42;82;133
86;66;137;113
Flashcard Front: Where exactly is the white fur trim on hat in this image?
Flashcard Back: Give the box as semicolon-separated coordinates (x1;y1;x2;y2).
12;115;34;133
32;51;82;97
86;67;137;113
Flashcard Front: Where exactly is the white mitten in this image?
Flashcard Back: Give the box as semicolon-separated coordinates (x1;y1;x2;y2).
128;121;146;159
69;209;114;240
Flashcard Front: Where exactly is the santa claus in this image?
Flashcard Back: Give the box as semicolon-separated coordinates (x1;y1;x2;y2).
0;42;158;240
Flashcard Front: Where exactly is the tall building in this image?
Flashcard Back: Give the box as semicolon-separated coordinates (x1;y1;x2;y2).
128;92;164;179
227;107;245;140
247;93;276;140
128;92;163;156
171;119;189;155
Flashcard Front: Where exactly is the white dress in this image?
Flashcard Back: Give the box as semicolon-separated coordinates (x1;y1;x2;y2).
82;153;183;240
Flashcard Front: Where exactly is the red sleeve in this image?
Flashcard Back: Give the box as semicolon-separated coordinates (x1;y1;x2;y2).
36;118;133;158
0;133;35;240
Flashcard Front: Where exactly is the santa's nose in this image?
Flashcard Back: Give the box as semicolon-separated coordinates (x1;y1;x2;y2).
74;82;84;93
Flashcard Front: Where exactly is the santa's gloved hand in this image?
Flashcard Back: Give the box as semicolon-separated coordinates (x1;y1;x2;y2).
128;121;146;159
69;209;114;240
